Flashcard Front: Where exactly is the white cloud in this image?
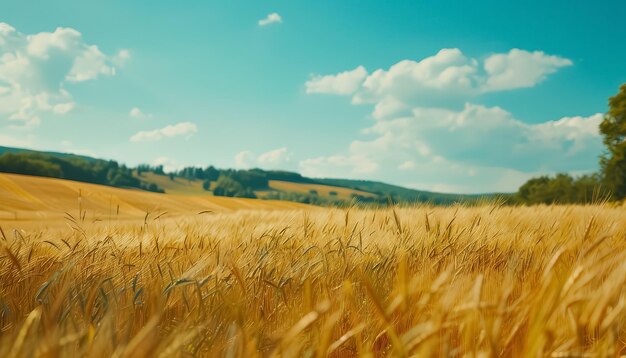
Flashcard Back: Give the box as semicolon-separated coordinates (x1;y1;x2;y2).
0;22;126;127
130;122;198;142
152;157;181;173
300;106;602;192
299;154;378;178
372;96;409;120
65;44;115;82
235;147;293;169
358;105;603;173
303;48;601;193
353;48;481;108
483;49;572;92
258;13;282;26
257;147;291;165
234;150;255;168
310;48;571;110
305;66;368;95
53;102;75;114
129;107;152;119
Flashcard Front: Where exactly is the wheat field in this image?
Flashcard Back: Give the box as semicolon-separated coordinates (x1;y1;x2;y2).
1;203;626;357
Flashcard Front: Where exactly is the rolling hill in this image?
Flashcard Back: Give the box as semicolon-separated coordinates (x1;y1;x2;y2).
137;172;206;196
266;180;376;200
0;172;310;229
136;172;378;200
0;145;97;162
0;146;500;206
315;178;494;204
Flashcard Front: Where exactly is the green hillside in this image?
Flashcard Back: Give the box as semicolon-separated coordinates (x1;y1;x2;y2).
315;178;498;205
0;146;501;206
0;146;97;162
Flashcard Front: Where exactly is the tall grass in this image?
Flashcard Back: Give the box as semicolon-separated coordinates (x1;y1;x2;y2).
1;204;626;356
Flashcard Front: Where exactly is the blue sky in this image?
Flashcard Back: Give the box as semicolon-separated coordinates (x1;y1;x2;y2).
1;0;625;193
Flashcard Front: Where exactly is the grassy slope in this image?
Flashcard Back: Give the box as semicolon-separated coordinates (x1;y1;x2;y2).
265;180;376;200
136;174;500;204
0;173;310;229
0;146;503;204
137;172;208;196
134;172;377;200
0;146;97;162
316;178;501;203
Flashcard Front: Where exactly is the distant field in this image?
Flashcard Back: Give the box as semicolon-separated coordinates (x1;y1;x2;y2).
1;191;626;355
0;173;310;229
132;172;377;200
267;180;376;199
137;172;208;196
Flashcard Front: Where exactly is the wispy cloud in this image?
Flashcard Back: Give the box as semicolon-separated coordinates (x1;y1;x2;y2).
130;122;198;142
129;107;152;119
258;12;282;26
235;147;291;169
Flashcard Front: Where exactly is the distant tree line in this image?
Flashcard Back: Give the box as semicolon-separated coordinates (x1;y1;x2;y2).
515;84;626;204
174;166;312;185
173;166;304;199
168;165;399;204
137;164;165;176
0;152;164;193
176;166;220;182
514;173;606;205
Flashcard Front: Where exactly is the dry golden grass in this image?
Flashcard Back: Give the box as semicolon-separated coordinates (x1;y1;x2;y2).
267;180;376;200
137;172;208;196
0;173;309;229
1;201;626;356
128;172;375;200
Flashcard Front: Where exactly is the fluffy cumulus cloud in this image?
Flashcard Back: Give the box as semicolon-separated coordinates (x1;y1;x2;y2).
340;48;572;110
0;22;128;127
258;13;282;26
130;122;198;142
483;49;572;91
354;105;602;173
302;48;601;193
305;66;368;95
235;147;292;169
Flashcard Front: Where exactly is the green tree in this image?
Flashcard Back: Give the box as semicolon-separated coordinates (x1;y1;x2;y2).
205;166;220;181
212;175;256;198
599;84;626;199
202;180;211;191
0;152;162;193
516;173;604;205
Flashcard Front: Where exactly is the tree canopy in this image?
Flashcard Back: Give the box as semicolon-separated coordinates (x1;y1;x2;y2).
599;84;626;199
